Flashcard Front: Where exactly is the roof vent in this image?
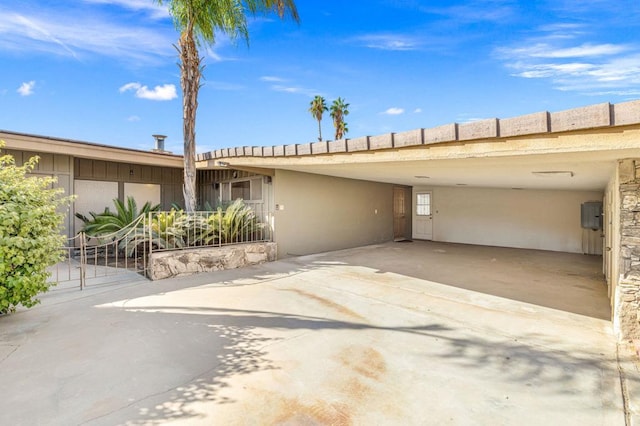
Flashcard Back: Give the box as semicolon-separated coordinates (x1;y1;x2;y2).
152;134;169;153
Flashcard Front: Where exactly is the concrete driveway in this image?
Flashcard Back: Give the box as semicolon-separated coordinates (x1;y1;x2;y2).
0;241;634;425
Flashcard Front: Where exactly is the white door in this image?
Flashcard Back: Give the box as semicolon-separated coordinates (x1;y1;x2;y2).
414;191;433;240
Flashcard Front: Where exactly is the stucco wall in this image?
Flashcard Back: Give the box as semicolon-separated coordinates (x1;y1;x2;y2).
414;186;603;253
273;170;394;257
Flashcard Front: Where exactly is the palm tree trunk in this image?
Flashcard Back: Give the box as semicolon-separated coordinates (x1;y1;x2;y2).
317;119;322;141
179;23;200;212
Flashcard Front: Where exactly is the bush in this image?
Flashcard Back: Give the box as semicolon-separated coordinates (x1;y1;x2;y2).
0;143;73;313
202;199;264;245
76;196;160;237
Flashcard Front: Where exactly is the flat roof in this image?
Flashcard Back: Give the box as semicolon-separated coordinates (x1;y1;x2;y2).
198;100;640;161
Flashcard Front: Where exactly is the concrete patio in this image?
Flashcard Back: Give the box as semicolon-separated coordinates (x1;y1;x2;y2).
1;241;638;425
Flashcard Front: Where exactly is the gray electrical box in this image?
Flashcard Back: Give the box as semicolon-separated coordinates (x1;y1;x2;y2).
581;201;603;230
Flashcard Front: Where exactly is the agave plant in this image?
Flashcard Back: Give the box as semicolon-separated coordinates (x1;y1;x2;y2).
202;199;264;245
76;196;160;237
148;209;189;250
120;208;189;256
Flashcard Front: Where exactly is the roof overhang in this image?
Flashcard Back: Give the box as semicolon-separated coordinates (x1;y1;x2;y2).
197;101;640;191
0;130;184;168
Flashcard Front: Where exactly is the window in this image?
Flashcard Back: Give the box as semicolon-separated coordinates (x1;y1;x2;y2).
416;193;431;216
231;180;250;200
221;182;230;201
222;177;263;202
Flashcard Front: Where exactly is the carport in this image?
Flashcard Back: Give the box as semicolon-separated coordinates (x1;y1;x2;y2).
198;101;640;339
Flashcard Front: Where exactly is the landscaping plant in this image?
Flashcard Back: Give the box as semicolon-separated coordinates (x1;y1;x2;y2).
0;143;73;313
202;199;264;245
76;196;160;237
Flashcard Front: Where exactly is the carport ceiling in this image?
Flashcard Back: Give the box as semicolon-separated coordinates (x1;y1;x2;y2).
269;149;633;191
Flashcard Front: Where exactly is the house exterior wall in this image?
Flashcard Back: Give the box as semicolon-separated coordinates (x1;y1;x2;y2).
5;149;74;238
2;149;184;237
414;186;603;253
197;169;266;208
273;170;394;257
74;157;183;209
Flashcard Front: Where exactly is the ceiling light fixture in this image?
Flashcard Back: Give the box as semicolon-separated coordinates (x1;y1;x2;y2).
532;171;574;178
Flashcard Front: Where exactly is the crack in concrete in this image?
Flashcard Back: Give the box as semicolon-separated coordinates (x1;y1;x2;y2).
0;345;19;364
617;344;632;426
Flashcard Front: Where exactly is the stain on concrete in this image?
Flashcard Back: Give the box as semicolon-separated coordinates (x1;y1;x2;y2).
285;289;366;321
243;391;352;426
336;346;387;381
272;398;352;426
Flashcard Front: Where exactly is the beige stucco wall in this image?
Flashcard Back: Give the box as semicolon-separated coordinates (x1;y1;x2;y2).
414;186;603;253
273;170;394;257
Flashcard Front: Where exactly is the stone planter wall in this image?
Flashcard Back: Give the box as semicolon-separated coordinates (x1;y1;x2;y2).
618;159;640;339
148;242;277;281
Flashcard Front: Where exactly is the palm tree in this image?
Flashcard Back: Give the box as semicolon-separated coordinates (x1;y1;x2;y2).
157;0;299;212
309;95;327;141
330;97;350;140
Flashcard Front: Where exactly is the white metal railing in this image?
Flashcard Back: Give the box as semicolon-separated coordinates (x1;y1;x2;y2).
48;202;273;289
48;215;148;289
146;204;273;254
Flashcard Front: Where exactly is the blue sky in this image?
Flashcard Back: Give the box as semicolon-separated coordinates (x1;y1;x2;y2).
1;0;640;154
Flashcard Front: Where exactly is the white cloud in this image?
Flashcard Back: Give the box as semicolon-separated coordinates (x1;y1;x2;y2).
357;34;420;51
126;115;140;122
425;1;515;24
506;43;628;59
270;85;320;97
119;82;177;101
260;76;286;82
17;81;35;96
497;26;640;94
259;75;318;96
382;107;405;115
414;108;422;113
0;8;173;64
82;0;169;19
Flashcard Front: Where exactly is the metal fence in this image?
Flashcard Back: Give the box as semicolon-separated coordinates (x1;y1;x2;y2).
48;215;149;290
146;203;273;253
48;203;273;289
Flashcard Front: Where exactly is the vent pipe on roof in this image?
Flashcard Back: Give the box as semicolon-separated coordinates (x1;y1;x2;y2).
152;134;169;153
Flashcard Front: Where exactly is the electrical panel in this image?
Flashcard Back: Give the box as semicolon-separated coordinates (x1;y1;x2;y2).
581;201;603;230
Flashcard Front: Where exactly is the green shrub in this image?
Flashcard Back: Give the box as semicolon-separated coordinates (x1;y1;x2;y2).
121;208;190;256
202;199;264;245
76;196;159;237
0;143;73;313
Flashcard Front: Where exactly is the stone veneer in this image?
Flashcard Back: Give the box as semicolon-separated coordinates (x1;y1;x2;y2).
148;242;277;280
619;159;640;339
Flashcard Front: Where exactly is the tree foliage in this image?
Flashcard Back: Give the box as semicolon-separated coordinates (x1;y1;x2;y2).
157;0;299;212
330;97;349;140
0;143;73;313
309;95;328;141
